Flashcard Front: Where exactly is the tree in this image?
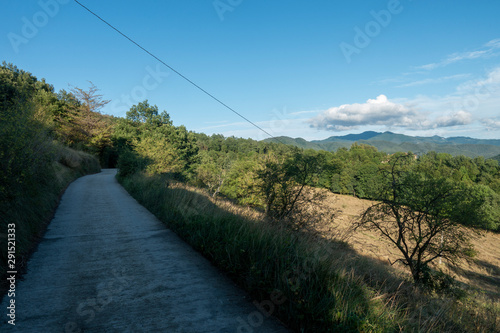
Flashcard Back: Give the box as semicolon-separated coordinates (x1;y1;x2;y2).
69;83;114;163
70;82;109;114
356;154;483;284
133;131;184;175
258;149;324;224
195;150;232;197
0;63;55;202
126;100;171;127
221;155;263;206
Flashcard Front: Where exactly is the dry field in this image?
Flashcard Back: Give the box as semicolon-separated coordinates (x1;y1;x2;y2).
307;189;500;299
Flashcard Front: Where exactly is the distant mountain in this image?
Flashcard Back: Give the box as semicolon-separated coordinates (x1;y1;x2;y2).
313;131;380;142
265;131;500;158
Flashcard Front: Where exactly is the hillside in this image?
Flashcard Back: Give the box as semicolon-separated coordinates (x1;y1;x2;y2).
266;131;500;158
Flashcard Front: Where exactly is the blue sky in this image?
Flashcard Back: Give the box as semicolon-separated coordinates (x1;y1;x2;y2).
2;0;500;140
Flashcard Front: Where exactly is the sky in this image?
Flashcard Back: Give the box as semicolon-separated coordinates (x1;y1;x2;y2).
2;0;500;141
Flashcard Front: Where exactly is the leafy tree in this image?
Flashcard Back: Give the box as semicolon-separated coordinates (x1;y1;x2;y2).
126;100;171;127
221;155;263;206
165;125;198;171
0;63;54;202
194;150;233;197
258;149;324;222
116;148;148;178
356;154;486;284
115;101;198;176
133;131;184;175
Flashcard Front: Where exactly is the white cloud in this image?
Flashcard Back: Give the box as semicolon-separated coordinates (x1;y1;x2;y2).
434;110;472;127
457;66;500;92
416;39;500;71
308;95;426;131
485;39;500;48
397;74;471;88
202;66;500;140
481;118;500;130
307;95;476;132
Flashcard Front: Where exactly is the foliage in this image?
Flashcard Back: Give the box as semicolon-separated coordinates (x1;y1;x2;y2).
356;154;486;285
218;155;263;206
133;131;184;175
126;100;171;126
170;129;500;232
258;149;325;222
67;83;116;166
5;62;499;330
0;63;100;283
116;149;147;179
193;150;233;197
114;100;198;178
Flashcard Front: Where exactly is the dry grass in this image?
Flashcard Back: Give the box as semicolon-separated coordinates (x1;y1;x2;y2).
172;182;500;299
122;174;500;331
121;173;403;332
299;188;500;299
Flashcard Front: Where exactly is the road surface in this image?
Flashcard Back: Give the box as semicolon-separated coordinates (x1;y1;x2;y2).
1;169;289;332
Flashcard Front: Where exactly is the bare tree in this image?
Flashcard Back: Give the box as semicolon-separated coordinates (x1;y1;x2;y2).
69;82;112;157
70;81;110;114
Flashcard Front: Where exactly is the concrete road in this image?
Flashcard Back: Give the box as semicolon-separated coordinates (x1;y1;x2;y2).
1;169;289;332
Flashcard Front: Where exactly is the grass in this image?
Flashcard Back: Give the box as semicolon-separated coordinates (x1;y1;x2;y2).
119;171;500;332
119;172;403;332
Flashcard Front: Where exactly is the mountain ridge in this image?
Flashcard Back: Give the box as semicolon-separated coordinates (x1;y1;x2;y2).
265;131;500;158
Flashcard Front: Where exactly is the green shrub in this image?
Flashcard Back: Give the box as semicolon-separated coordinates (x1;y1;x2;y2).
116;149;147;178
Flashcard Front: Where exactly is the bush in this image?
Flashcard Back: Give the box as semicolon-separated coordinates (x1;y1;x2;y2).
116;149;147;178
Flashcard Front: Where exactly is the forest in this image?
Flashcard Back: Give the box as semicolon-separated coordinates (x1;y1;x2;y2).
2;63;500;331
112;101;500;233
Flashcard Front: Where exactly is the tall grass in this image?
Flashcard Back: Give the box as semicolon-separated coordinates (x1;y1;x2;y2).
119;172;500;332
120;172;402;332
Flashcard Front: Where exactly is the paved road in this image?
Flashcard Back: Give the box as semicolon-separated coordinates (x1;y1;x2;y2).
1;169;289;332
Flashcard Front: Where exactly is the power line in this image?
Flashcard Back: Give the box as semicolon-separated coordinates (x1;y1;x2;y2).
73;0;284;144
